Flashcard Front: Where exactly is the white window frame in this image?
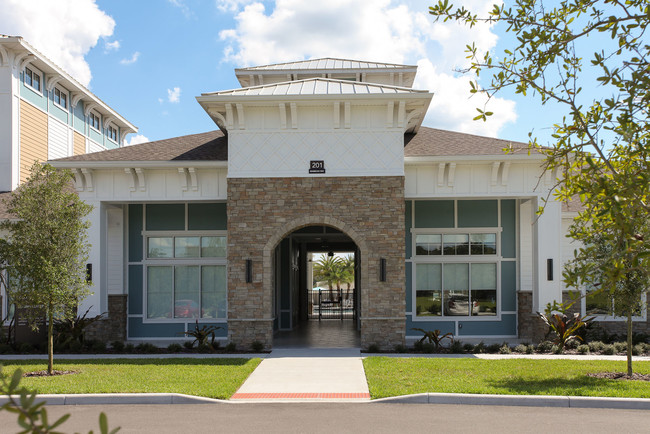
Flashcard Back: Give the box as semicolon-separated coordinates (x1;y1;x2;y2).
142;230;227;324
107;125;118;143
411;227;503;322
53;85;68;110
89;111;101;132
24;66;42;94
581;289;647;322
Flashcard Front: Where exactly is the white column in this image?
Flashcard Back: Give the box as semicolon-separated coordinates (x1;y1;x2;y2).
78;201;105;317
532;197;562;313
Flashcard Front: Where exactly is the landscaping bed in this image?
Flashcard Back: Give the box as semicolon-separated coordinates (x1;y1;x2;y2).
363;358;650;399
0;358;261;399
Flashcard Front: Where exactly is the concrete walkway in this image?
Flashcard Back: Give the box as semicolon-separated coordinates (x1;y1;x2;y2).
230;348;370;402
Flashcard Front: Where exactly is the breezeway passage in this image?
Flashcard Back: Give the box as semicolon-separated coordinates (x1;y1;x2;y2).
231;348;370;402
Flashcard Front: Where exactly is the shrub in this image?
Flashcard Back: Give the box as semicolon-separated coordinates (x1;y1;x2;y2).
538;303;593;351
632;344;643;356
536;341;553;353
18;342;34;354
0;343;12;354
588;341;605;353
603;344;616;355
136;343;158;354
89;340;106;353
498;344;511;354
551;345;562;354
197;343;212;353
167;343;182;353
180;320;222;347
613;342;627;353
525;345;535;354
225;342;236;352
514;344;527;354
68;340;83;353
183;341;194;350
462;343;474;353
632;332;649;345
394;344;407;353
251;341;264;352
53;307;105;350
124;343;135;353
211;340;221;350
413;341;424;352
421;343;436;354
367;343;381;353
577;344;590;354
486;343;501;353
450;340;464;354
111;340;125;352
473;342;486;354
565;339;579;350
411;328;453;349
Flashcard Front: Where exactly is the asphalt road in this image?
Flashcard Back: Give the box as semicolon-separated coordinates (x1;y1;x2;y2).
0;403;648;433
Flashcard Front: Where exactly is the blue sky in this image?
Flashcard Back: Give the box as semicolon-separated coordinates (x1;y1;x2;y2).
1;0;569;146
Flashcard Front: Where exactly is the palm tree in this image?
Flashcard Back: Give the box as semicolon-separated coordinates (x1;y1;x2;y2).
341;254;355;300
313;255;342;301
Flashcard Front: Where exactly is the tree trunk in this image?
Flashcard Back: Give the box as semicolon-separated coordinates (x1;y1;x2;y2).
48;306;54;375
627;310;633;377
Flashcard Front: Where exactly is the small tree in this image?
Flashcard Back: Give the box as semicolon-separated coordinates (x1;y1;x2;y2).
313;255;342;301
0;163;93;375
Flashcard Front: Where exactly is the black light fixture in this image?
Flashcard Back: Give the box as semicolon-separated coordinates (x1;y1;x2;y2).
546;258;553;281
246;259;252;283
328;251;334;257
86;263;92;283
379;258;386;282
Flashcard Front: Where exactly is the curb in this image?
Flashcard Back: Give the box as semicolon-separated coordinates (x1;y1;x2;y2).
1;392;649;409
372;393;650;409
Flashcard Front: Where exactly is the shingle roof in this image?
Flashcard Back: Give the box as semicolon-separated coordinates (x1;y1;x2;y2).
237;58;415;71
55;130;227;162
404;128;531;157
203;78;427;97
52;127;537;165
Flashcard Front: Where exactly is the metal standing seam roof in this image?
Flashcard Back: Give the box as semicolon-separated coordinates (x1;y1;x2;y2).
202;78;429;97
236;58;416;71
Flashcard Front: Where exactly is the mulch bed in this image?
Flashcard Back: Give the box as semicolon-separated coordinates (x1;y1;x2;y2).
587;372;650;381
22;370;79;377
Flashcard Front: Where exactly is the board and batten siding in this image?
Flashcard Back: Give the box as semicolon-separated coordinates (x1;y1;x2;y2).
47;116;68;160
106;206;124;295
19;99;48;183
74;131;85;155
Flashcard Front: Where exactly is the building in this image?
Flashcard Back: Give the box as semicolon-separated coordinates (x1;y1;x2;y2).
0;35;138;327
6;56;648;348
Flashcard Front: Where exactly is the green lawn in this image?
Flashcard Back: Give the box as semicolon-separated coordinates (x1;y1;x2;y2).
363;357;650;399
1;358;261;399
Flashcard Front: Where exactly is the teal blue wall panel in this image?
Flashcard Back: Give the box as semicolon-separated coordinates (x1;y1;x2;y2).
188;203;227;230
193;323;227;338
501;199;516;258
128;204;143;262
458;314;516;336
73;102;85;133
414;200;454;228
20;75;47;111
49;98;68;123
128;317;185;338
405;201;412;259
104;139;119;150
128;265;143;315
146;204;185;230
501;261;517;312
406;317;454;335
89;126;103;144
458;200;498;227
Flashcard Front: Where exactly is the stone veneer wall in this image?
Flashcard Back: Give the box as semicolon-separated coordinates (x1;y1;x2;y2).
86;295;127;342
227;176;405;350
517;292;547;343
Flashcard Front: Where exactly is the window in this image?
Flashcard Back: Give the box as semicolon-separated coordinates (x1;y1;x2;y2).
414;231;499;318
145;235;227;320
89;111;101;131
583;289;646;320
53;86;68;109
107;125;118;142
24;67;41;92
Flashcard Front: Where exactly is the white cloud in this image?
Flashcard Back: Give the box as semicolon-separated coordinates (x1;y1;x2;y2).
104;40;120;52
167;87;181;103
169;0;193;18
0;0;115;87
120;51;140;65
217;0;517;136
124;134;150;147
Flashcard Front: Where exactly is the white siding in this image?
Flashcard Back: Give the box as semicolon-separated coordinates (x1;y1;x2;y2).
47;117;68;160
106;206;124;295
88;139;103;153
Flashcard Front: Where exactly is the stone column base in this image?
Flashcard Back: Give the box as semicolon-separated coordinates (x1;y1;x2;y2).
86;294;127;343
361;318;405;350
228;319;273;351
517;292;547;343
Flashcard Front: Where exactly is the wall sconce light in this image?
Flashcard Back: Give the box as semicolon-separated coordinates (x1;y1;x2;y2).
246;259;252;283
86;263;92;283
379;258;386;282
328;251;334;257
547;258;553;281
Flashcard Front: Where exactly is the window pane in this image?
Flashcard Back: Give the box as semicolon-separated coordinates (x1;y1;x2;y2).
415;234;442;256
147;266;173;319
443;234;469;255
174;266;200;318
148;237;173;258
201;236;226;258
416;264;441;291
470;233;497;255
586;290;612;316
175;237;200;258
25;69;32;87
471;290;497;316
471;263;496;290
443;263;469;316
202;265;227;318
34;73;40;91
416;290;442;316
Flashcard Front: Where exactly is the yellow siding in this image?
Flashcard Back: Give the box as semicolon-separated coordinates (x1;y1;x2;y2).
19;100;48;183
74;131;85;156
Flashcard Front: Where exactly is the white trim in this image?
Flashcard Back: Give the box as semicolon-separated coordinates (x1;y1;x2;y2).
53;85;69;111
89;110;101;133
23;65;42;95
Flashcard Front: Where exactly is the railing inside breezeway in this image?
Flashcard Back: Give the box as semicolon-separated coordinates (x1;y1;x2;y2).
308;288;355;320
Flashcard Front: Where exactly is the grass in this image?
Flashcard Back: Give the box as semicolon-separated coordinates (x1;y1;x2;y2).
0;358;261;399
363;357;650;399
